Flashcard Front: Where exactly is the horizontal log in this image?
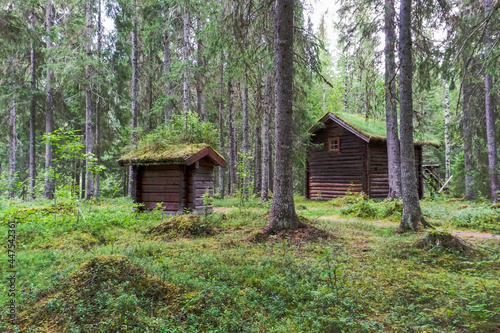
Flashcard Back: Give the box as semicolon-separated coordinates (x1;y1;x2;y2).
141;177;180;185
142;169;180;178
144;165;180;171
141;184;181;193
310;176;363;182
141;193;180;202
310;182;362;187
142;202;179;210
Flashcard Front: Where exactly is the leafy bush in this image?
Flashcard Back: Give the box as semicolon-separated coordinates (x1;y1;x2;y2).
341;200;379;219
139;111;219;147
338;194;401;220
450;205;500;232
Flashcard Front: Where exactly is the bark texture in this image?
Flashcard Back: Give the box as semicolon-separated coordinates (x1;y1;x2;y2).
261;74;271;202
163;28;172;125
183;7;190;112
9;100;16;199
444;85;451;179
85;0;93;200
196;18;204;120
94;0;102;198
29;12;36;200
242;81;249;199
267;0;304;231
384;0;401;199
228;79;237;194
462;75;476;200
43;0;55;200
254;78;263;195
397;0;429;232
129;0;138;200
218;58;225;198
484;0;498;203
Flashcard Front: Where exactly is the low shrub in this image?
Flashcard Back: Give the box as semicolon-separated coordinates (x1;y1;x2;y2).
148;214;215;240
450;206;500;232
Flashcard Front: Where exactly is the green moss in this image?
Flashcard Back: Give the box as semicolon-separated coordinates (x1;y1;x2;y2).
118;143;224;165
41;230;101;251
148;214;214;239
414;231;474;253
312;112;440;147
19;255;179;332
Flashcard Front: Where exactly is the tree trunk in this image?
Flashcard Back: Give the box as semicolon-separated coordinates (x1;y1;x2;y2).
261;74;271;202
94;0;102;198
43;0;55;200
266;0;304;232
29;11;36;200
164;25;172;125
228;78;237;194
81;165;86;200
384;0;401;199
196;17;204;120
484;0;498;203
218;58;225;198
397;0;429;232
254;77;263;195
242;81;249;199
129;0;138;200
183;6;190;112
444;84;451;179
85;0;93;200
9;100;16;199
462;75;476;200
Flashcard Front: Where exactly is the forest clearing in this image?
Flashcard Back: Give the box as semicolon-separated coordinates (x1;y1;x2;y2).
2;0;500;331
0;196;499;332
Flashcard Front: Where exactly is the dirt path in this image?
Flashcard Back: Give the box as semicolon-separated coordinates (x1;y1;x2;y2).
318;215;500;240
449;230;500;240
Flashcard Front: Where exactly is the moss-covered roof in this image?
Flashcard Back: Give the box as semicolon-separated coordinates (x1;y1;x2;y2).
118;143;226;167
310;112;440;148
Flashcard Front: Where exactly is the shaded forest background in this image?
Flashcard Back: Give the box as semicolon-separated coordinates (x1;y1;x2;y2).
0;0;499;201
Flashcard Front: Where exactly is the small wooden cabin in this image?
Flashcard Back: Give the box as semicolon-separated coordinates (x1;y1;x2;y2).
306;112;439;200
118;144;226;214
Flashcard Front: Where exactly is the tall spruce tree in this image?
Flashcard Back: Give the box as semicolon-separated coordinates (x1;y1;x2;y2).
265;0;305;232
397;0;431;232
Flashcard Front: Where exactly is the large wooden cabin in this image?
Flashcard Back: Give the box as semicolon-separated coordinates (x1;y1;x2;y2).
119;144;226;214
306;112;439;200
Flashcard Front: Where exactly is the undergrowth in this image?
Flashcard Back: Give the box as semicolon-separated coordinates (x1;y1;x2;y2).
0;197;498;332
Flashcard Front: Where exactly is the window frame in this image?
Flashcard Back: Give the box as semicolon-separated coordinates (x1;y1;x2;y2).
328;136;340;153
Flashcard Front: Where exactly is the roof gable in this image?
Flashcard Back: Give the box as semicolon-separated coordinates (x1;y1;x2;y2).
310;112;440;147
118;143;227;167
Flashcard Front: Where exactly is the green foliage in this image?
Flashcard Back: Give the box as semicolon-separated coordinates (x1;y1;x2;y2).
235;152;252;209
450;206;500;232
139;111;219;148
0;197;499;332
336;193;403;220
148;214;214;240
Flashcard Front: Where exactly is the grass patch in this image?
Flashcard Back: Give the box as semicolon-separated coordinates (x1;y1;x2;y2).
0;197;498;332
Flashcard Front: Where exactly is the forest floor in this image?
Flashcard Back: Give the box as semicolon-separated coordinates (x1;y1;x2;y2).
0;195;499;332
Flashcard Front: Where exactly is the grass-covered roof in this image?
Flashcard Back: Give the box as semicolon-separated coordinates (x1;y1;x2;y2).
311;112;440;147
118;143;226;166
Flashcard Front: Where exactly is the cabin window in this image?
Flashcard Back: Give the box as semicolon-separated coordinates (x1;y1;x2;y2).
328;137;340;152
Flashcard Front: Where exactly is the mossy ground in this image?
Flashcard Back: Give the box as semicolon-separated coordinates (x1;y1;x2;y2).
0;196;498;332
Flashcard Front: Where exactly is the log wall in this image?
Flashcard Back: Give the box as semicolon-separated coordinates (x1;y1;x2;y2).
307;120;365;200
307;119;425;200
187;157;214;212
139;165;182;214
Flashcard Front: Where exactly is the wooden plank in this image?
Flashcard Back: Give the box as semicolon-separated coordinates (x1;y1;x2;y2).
142;193;180;202
141;177;180;185
142;202;179;210
142;184;180;193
